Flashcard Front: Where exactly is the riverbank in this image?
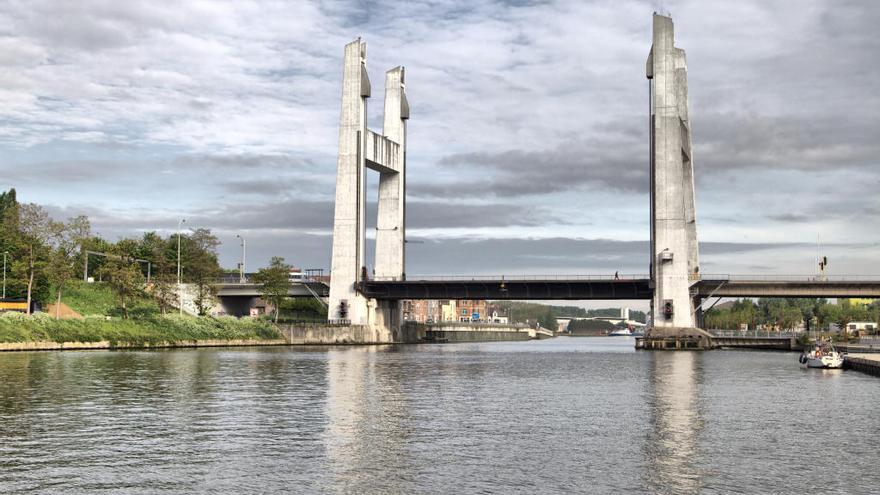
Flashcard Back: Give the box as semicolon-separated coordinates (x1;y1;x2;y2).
0;315;542;351
0;313;281;350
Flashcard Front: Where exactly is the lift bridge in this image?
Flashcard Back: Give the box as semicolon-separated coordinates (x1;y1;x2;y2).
319;15;880;348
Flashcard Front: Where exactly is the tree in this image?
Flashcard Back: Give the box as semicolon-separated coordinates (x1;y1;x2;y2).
99;242;144;319
537;307;558;331
181;228;221;316
280;297;327;320
46;216;91;319
252;256;291;323
0;189;27;300
17;204;52;315
147;238;177;315
817;303;838;332
836;300;869;341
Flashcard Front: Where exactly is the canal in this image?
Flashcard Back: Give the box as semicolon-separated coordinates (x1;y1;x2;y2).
1;337;878;494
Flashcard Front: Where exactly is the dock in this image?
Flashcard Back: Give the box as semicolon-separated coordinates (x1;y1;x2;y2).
844;354;880;377
635;335;797;351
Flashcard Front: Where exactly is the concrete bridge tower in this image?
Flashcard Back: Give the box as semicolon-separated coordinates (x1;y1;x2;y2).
328;39;408;337
646;14;709;347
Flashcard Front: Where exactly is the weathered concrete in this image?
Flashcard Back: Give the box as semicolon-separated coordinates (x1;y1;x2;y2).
637;326;712;350
406;322;536;343
374;67;408;281
278;322;420;344
328;39;408;337
646;13;701;339
711;336;797;351
423;329;531;343
328;39;371;325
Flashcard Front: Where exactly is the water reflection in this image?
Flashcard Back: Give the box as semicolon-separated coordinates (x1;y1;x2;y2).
325;346;413;492
2;340;880;493
646;351;705;494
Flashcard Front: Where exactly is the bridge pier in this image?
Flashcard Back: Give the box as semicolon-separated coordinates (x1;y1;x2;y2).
645;13;708;348
327;39;408;339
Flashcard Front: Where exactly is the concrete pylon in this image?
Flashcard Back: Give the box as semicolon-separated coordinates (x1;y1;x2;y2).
374;67;408;280
328;39;370;325
646;14;709;347
328;39;408;332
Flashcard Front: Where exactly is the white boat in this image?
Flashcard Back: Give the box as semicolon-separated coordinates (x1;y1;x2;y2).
609;328;633;336
799;342;844;369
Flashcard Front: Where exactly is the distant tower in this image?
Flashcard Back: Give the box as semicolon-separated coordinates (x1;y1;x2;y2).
328;39;409;327
646;14;707;344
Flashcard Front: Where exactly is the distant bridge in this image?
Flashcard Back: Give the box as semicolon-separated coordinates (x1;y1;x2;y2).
212;281;329;317
215;282;329;298
358;274;880;301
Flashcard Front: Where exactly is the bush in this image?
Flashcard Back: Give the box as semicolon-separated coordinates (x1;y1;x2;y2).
0;314;280;345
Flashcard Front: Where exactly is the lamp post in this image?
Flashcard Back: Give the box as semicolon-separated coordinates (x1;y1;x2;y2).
236;235;246;283
177;218;186;315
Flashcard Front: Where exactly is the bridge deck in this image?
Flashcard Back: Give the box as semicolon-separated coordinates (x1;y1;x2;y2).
359;276;880;300
215;282;329;298
360;277;652;300
697;278;880;298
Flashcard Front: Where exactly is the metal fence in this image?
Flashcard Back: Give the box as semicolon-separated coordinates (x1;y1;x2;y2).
370;273;880;282
370;274;650;282
708;329;801;338
700;274;880;282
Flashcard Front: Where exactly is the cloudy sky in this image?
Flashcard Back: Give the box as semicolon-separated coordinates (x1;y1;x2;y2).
2;0;879;288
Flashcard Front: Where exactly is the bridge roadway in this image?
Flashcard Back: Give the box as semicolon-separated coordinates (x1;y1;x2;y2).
215;282;329;298
358;275;880;300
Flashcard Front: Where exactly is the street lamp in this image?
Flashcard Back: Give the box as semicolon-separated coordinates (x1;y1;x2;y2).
236;235;246;284
177;218;186;315
2;251;7;299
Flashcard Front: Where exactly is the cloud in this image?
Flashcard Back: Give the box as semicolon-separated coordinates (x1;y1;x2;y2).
42;197;564;237
2;0;879;275
422;123;647;197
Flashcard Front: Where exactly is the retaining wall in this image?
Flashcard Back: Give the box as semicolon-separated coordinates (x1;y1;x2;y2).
0;339;288;352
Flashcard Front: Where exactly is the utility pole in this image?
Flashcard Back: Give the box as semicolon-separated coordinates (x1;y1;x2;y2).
177;218;186;315
2;251;7;299
236;234;246;283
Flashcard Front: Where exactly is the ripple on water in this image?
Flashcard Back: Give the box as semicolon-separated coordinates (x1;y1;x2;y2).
0;339;879;494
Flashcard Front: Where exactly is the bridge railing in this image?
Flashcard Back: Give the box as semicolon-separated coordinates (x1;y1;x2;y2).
405;320;531;329
369;274;650;282
701;274;880;282
211;278;328;286
708;329;801;338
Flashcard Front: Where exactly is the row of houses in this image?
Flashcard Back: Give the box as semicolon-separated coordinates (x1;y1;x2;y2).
402;300;509;324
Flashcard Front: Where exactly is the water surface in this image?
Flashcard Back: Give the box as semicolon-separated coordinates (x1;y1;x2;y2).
1;337;878;494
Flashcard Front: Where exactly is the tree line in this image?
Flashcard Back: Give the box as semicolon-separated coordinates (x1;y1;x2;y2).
0;189;223;318
704;297;880;335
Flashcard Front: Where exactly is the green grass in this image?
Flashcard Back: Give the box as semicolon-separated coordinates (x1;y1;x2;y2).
59;280;160;317
0;313;280;345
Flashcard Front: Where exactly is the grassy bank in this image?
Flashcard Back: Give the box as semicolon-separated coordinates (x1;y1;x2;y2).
0;313;280;346
59;280;160;317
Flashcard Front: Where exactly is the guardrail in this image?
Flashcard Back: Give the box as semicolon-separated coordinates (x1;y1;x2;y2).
708;330;801;338
700;274;880;282
212;279;328;285
370;274;880;282
370;274;650;282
